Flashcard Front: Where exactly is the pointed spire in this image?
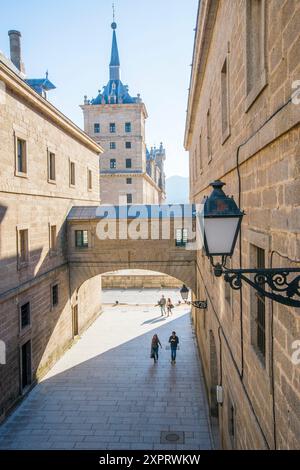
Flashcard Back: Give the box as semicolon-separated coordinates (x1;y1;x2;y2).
109;4;120;81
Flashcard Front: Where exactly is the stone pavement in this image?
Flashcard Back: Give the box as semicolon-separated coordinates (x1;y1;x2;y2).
0;294;214;450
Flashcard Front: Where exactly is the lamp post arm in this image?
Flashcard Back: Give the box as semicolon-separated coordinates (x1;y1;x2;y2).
223;267;300;308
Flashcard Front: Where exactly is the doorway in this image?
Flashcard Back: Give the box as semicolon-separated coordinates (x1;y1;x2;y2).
21;340;31;390
72;304;79;337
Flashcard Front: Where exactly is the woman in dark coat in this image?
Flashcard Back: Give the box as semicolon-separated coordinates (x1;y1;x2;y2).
151;334;162;363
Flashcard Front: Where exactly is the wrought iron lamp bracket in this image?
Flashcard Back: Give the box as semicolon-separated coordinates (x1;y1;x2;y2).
222;267;300;308
191;300;208;309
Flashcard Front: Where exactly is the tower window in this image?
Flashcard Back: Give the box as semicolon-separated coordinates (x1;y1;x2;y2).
127;194;132;204
16;138;27;175
126;178;132;184
50;225;57;253
125;122;131;133
110;142;116;149
48;152;56;182
126;158;132;169
110;159;117;169
94;123;100;133
18;229;29;265
110;123;116;133
87;169;92;190
70;161;75;186
125;141;131;149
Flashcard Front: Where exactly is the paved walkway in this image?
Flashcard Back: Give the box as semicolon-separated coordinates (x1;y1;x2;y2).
0;298;213;450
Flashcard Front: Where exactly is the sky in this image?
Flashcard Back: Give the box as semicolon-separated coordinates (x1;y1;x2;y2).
0;0;198;178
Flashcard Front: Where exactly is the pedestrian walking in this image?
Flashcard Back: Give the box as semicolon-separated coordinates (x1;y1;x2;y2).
158;295;166;316
166;298;174;317
169;331;179;364
150;334;162;363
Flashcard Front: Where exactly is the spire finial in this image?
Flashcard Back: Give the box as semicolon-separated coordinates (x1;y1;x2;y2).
111;3;117;29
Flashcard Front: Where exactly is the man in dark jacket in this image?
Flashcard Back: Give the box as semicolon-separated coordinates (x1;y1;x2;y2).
169;331;179;364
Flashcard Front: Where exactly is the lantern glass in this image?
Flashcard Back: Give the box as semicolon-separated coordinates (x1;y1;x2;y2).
180;285;189;301
204;216;240;256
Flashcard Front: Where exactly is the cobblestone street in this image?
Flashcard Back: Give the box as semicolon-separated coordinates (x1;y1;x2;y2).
0;290;213;450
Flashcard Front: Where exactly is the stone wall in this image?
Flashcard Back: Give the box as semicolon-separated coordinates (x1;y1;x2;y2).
185;0;300;450
0;61;103;420
102;273;181;289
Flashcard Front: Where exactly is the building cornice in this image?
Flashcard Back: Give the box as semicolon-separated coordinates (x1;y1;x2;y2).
80;102;148;119
0;60;104;154
184;0;220;150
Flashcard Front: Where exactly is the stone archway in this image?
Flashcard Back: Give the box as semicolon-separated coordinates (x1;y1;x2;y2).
69;261;196;303
209;330;219;418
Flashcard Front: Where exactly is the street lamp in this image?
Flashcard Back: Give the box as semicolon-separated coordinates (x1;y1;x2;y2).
180;284;189;302
199;180;300;307
180;284;207;309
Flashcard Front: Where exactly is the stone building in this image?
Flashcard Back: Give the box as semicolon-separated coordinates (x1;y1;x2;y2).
81;20;166;205
0;32;103;420
184;0;300;449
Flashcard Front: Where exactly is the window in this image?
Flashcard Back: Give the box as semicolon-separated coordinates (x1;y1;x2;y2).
110;142;116;149
207;106;212;162
18;229;29;265
50;225;57;253
221;57;230;142
251;244;266;362
70;161;75;186
87;169;92;190
175;228;188;247
94;123;100;133
126;158;132;169
126;177;132;184
16;138;27;175
110;159;117;169
125;141;131;149
198;133;203;174
109;123;116;133
228;396;235;448
193;146;197;180
75;230;88;248
20;302;30;329
126;194;132;204
51;284;59;307
48;152;56;182
21;340;32;389
125;122;131;133
245;0;267;109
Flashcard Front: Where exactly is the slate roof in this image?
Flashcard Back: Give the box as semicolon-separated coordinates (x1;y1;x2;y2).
89;22;141;106
67;204;197;220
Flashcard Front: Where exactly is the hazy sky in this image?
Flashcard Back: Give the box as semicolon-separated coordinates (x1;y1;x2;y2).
1;0;198;177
